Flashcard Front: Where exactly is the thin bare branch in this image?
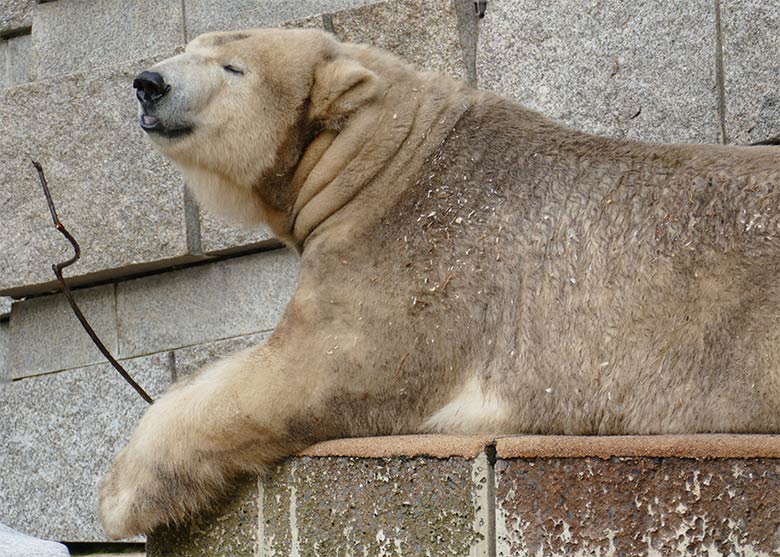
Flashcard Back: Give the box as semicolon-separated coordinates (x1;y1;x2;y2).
32;160;154;404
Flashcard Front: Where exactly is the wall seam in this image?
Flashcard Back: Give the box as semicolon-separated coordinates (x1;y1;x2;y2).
454;0;479;88
112;282;120;355
486;443;497;557
256;477;265;557
714;0;728;144
181;0;189;43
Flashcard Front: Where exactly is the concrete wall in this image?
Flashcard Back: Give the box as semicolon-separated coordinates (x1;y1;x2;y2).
0;0;778;548
147;435;780;556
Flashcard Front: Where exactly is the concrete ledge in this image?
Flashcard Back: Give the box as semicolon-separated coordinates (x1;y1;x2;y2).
299;434;495;458
148;434;780;556
495;433;780;459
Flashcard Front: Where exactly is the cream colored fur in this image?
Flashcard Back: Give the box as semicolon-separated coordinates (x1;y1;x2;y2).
99;28;780;538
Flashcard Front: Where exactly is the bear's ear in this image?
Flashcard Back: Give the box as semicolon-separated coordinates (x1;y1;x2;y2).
309;57;379;125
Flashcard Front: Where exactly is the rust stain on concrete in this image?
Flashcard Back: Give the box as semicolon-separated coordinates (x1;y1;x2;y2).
495;457;780;556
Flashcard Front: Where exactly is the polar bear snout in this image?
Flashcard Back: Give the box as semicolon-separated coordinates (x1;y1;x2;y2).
132;64;197;140
133;71;169;107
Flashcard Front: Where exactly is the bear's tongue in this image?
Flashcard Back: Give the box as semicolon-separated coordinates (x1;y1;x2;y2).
141;114;159;128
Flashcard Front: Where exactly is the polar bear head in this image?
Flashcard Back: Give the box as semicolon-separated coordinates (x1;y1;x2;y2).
133;28;386;237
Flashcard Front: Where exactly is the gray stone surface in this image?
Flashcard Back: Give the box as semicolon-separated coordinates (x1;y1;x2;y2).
31;0;184;80
721;0;780;144
5;32;30;87
117;250;299;358
183;0;377;39
478;0;720;144
173;331;271;379
198;212;275;255
7;285;116;379
0;524;69;557
330;0;468;81
0;352;172;541
0;0;34;35
0;56;191;296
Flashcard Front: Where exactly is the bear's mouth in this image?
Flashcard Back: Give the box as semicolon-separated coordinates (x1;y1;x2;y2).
139;114;193;139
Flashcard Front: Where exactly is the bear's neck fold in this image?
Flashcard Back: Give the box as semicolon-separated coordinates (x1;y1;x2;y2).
288;79;472;253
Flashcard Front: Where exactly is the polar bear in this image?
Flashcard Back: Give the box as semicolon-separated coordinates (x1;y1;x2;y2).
99;27;780;538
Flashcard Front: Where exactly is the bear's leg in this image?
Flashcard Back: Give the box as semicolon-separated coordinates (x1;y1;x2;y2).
98;342;321;539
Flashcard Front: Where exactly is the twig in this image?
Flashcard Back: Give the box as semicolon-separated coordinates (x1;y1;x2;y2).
393;352;411;379
32;160;154;404
440;271;454;292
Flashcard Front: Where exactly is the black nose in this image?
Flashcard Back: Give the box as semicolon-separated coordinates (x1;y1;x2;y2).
133;71;168;105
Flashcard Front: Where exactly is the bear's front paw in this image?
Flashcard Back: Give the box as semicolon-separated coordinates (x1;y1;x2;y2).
98;449;173;539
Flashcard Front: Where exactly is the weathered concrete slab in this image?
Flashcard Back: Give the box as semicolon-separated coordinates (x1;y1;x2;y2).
146;481;259;557
183;0;376;39
495;456;780;556
330;0;468;81
7;285;116;379
0;353;172;541
146;435;780;555
148;442;492;556
261;455;490;556
31;0;183;80
0;57;192;296
0;0;35;36
116;250;298;358
721;0;780;144
477;0;720;143
172;331;271;378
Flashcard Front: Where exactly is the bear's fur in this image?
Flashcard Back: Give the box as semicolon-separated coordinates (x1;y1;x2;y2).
100;28;780;538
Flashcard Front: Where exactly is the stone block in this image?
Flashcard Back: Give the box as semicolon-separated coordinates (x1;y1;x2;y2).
0;352;172;541
31;0;184;80
0;57;193;296
198;212;276;255
7;284;116;379
116;250;299;358
721;0;780;144
477;0;720;144
0;0;34;36
148;436;493;556
183;0;376;39
329;0;468;81
172;331;271;379
5;32;30;87
495;456;780;556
